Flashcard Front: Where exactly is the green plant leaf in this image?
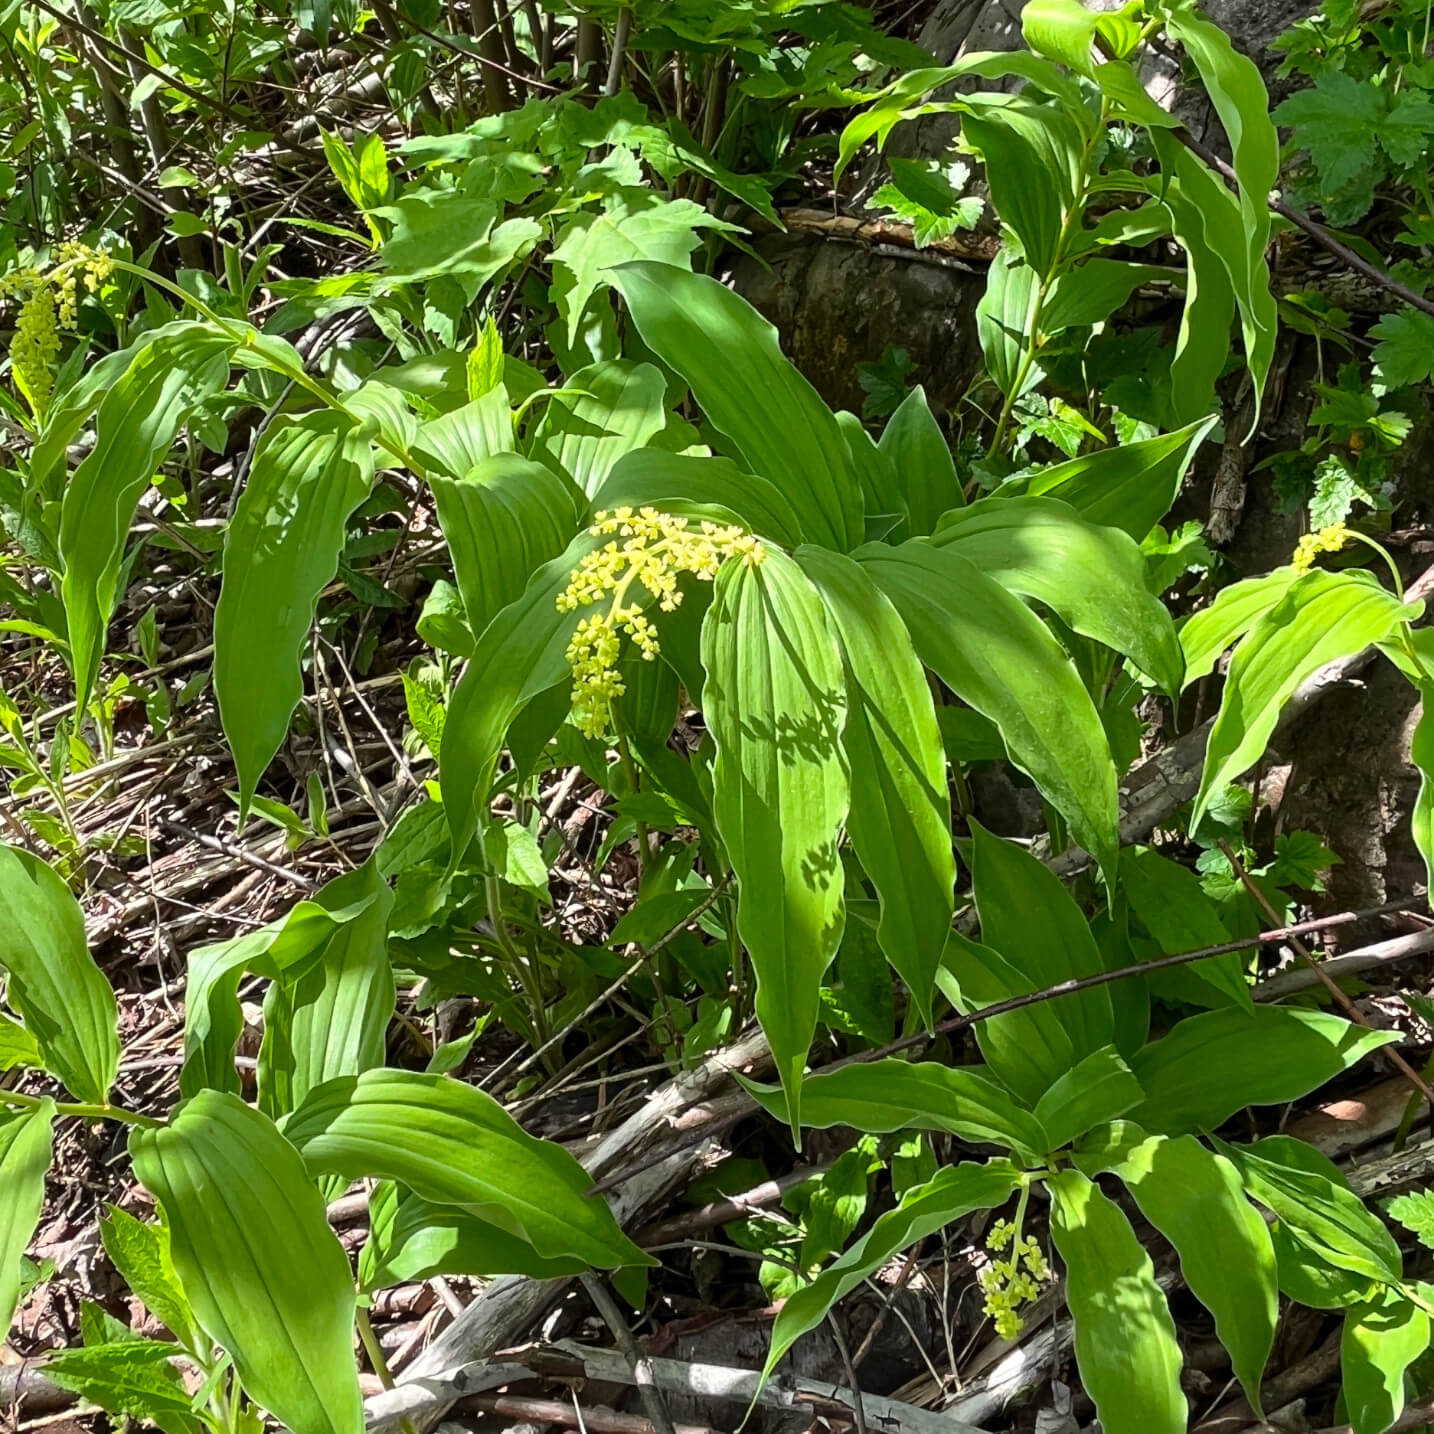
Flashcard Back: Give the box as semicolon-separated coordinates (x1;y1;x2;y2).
1193;570;1417;829
1021;0;1098;74
976;246;1042;401
258;858;394;1119
215;411;376;817
613;262;864;552
794;548;953;1023
878;385;962;536
1164;0;1279;419
532;360;667;498
1027;416;1218;540
358;1181;586;1291
129;1091;362;1434
439;531;604;864
1411;680;1434;895
182;863;388;1098
99;1207;201;1351
0;844;119;1104
0;1102;53;1339
1130;1007;1398;1135
1216;1135;1403;1286
1032;1047;1143;1151
931;495;1184;693
1041;260;1175;334
762;1160;1022;1381
1179;567;1302;686
1092;1129;1276;1414
941;929;1080;1104
596;450;805;547
1342;1287;1430;1434
59;323;234;711
743;1059;1049;1161
1049;1168;1186;1434
284;1068;651;1269
412;387;513;477
1120;846;1250;1009
700;549;849;1132
429;454;582;642
43;1339;198;1425
859;541;1118;880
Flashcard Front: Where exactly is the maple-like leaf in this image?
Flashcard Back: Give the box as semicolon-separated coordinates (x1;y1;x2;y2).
872;157;984;248
1370;307;1434;389
1274;70;1382;194
1387;1191;1434;1252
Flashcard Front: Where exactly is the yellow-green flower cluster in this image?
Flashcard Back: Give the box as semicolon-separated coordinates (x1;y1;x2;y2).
557;506;765;739
979;1219;1051;1340
1291;521;1350;575
0;243;113;417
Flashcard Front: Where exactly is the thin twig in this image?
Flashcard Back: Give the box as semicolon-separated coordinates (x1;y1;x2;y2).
1219;843;1434;1110
579;1274;679;1434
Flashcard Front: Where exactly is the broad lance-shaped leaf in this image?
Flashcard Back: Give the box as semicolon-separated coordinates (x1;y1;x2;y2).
359;1181;586;1291
531;360;667;498
1163;0;1279;421
411;386;512;478
283;1069;651;1269
428;454;582;641
60;323;235;711
130;1092;362;1434
931;496;1184;693
1027;416;1217;541
613;262;864;553
216;411;376;816
878;385;962;536
1083;1127;1276;1415
1192;570;1418;830
258;859;394;1119
1214;1134;1404;1287
1129;1006;1398;1136
794;548;954;1024
1179;567;1302;686
1032;1047;1143;1151
1413;680;1434;893
182;863;388;1097
969;822;1115;1059
0;1102;53;1339
742;1059;1049;1162
0;844;119;1104
700;550;850;1133
596;451;805;549
1342;1287;1430;1434
762;1160;1023;1381
439;530;607;866
1049;1169;1186;1434
858;540;1118;881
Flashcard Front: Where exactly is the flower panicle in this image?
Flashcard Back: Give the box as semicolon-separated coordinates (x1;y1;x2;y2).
1291;521;1350;575
557;507;765;739
1;243;114;418
979;1224;1051;1341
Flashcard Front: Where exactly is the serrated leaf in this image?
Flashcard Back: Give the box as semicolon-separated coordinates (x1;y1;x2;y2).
129;1092;362;1434
216;411;376;816
100;1207;201;1352
0;844;119;1103
284;1068;651;1269
700;550;849;1132
44;1339;198;1424
1370;308;1434;390
1049;1169;1186;1434
1386;1190;1434;1253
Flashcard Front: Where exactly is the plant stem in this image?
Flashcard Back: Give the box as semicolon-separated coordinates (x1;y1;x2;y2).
986;100;1110;459
0;1089;163;1128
